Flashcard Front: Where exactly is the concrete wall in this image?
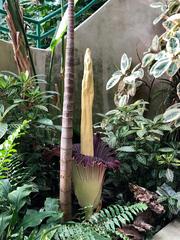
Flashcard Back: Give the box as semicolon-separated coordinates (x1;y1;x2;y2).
0;0;163;128
73;0;162;127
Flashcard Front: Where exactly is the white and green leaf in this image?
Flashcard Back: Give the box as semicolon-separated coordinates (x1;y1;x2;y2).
118;146;136;152
118;95;129;107
163;108;180;122
0;122;8;139
167;62;179;77
142;53;156;67
150;58;172;78
132;68;144;79
166;168;174;182
106;72;122;90
121;53;131;74
151;35;160;52
166;37;180;55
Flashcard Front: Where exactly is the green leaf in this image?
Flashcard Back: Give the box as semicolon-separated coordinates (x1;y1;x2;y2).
159;124;172;131
35;105;49;112
166;37;180;55
167;62;179;77
150;58;172;78
177;83;180;100
0;122;8;139
136;155;147;165
131;68;144;79
118;146;136;152
0;105;4;115
159;170;166;179
37;118;53;126
20;209;59;230
106;72;122;90
118;95;129;107
175;118;180;128
166;168;174;182
149;129;164;136
163;108;180;122
155;50;167;61
136;129;146;138
8;184;37;211
0;179;11;199
142;53;155;67
121;53;131;74
105;110;119;116
0;213;12;238
2;104;18;120
159;148;174;153
44;198;59;212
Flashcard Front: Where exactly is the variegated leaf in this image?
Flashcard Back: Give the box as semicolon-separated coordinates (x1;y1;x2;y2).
163;108;180;123
167;62;179;77
166;37;180;55
150;58;172;78
106;73;122;90
118;95;129;107
151;35;160;52
121;53;131;74
142;53;156;67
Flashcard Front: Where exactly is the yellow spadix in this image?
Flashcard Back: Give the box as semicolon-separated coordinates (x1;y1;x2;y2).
80;48;94;157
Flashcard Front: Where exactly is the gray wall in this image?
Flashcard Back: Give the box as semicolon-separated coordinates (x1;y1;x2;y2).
73;0;162;127
0;0;163;129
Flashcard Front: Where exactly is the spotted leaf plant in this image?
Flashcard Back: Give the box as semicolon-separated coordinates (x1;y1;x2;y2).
141;3;180;105
106;53;144;107
142;15;180;79
150;0;180;25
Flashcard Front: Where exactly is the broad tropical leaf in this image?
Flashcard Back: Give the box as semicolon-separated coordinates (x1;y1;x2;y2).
8;184;37;211
0;179;11;199
0;213;12;238
20;209;61;230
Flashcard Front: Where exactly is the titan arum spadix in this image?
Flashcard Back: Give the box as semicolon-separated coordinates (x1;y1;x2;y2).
72;49;119;219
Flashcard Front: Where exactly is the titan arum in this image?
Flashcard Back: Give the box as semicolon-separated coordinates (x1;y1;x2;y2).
72;49;119;219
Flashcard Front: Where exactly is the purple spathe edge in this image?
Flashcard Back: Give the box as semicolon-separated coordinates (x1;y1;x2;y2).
73;134;120;169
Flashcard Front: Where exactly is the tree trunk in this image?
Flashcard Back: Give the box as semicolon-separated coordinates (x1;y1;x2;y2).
60;0;74;221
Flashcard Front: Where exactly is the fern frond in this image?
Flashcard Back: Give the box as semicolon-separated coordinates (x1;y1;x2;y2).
5;154;34;187
56;223;110;240
0;121;31;187
54;203;147;240
89;202;148;236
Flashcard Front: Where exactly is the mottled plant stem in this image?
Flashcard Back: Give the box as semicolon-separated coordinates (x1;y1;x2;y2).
60;0;74;221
